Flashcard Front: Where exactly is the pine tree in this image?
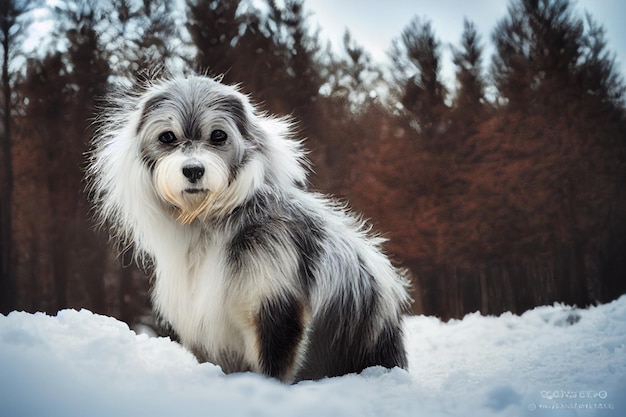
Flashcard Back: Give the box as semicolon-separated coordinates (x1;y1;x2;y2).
488;0;626;308
186;0;242;75
263;0;322;120
0;0;31;313
13;0;112;312
491;0;585;113
451;19;486;129
390;17;447;137
323;31;383;115
16;53;68;311
95;0;183;76
185;0;284;107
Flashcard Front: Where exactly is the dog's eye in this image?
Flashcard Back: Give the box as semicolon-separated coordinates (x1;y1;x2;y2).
210;129;228;145
158;131;177;144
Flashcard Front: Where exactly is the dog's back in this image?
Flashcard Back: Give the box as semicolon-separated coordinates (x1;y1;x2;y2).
224;188;410;381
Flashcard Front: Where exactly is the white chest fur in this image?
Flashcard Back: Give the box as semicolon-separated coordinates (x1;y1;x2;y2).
150;227;242;359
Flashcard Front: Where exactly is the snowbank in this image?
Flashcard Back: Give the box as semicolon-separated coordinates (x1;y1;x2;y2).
1;296;625;417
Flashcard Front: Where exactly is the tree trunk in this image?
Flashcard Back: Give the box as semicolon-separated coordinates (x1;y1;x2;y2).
0;11;15;314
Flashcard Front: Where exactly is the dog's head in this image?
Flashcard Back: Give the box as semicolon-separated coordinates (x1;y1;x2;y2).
93;75;307;225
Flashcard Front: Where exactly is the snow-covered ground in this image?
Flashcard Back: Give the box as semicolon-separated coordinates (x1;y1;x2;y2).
1;296;625;417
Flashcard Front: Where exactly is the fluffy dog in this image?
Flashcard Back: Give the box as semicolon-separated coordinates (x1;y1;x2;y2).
86;73;410;382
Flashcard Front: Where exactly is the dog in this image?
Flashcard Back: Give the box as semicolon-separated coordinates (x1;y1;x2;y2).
86;73;410;383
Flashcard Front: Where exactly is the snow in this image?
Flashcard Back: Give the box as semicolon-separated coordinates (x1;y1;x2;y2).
1;297;625;417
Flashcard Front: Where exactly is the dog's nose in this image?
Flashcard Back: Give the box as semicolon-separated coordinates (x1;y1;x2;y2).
182;164;205;183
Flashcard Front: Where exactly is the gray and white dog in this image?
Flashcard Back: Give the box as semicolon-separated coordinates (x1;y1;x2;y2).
87;73;410;383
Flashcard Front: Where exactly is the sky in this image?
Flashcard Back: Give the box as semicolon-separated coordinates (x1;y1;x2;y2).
304;0;626;89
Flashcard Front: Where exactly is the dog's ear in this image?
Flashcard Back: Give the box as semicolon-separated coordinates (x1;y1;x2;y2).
247;112;309;190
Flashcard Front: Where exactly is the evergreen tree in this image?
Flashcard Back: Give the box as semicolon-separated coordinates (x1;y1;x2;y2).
186;0;283;107
487;0;626;308
263;0;322;120
491;0;585;113
16;53;68;311
390;17;447;137
577;13;625;111
13;0;112;312
0;0;31;313
451;19;486;129
323;30;382;114
99;0;182;76
62;1;111;311
186;0;242;75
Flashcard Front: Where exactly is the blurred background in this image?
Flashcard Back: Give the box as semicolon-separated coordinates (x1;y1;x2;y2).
0;0;625;325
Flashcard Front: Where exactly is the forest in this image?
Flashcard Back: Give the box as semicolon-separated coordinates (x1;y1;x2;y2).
0;0;625;323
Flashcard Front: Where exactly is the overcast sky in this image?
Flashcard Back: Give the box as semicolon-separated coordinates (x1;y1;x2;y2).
304;0;626;88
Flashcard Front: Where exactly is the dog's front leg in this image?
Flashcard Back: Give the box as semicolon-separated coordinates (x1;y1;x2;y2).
253;292;309;383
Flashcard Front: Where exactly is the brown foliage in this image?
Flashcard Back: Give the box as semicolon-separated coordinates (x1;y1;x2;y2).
2;0;625;323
